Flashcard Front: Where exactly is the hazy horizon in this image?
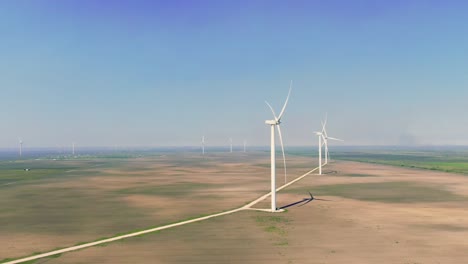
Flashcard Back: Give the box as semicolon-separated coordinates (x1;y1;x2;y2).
2;1;468;148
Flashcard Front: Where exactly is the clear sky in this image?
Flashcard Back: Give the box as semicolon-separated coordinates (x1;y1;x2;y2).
1;0;468;148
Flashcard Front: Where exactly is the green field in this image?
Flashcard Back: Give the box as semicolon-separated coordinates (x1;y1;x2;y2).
330;148;468;175
0;158;112;185
116;182;215;197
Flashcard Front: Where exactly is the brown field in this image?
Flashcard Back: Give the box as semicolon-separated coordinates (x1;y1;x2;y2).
13;158;468;264
2;157;468;264
0;152;314;261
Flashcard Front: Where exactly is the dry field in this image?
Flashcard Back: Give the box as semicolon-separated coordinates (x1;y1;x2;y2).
0;152;314;262
34;160;468;264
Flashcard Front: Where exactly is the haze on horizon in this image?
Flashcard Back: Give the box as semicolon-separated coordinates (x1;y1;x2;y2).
1;1;468;148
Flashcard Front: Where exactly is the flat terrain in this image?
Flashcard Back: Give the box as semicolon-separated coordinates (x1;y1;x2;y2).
0;151;314;262
0;153;468;264
17;158;468;264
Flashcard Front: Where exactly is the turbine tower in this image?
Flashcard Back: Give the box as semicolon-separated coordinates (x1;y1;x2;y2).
314;129;324;175
72;142;75;155
243;140;246;153
201;136;205;155
18;138;23;157
265;81;292;212
315;125;324;175
229;138;233;153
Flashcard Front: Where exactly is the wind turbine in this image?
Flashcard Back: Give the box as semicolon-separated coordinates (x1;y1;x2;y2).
18;138;23;157
265;81;292;212
243;140;246;153
229;138;233;153
72;142;75;155
314;129;324;175
201;136;205;155
321;115;343;164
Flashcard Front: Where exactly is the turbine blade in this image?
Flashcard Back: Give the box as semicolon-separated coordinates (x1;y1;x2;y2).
321;113;329;137
277;80;292;120
265;101;278;120
322;122;329;138
277;125;287;184
320;120;326;134
324;113;328;127
327;137;343;141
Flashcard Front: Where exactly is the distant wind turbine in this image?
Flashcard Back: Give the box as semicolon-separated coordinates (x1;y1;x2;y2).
265;80;292;212
201;136;205;155
243;140;246;153
321;115;343;163
315;115;343;175
18;138;23;157
72;142;75;155
229;138;233;153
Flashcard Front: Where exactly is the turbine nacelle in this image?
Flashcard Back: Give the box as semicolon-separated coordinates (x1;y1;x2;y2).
265;120;280;125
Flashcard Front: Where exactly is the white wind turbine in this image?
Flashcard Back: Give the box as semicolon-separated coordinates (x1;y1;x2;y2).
314;116;343;175
265;81;292;212
18;138;23;157
314;128;324;175
201;136;205;155
321;115;343;164
72;142;75;155
243;140;246;153
229;138;233;153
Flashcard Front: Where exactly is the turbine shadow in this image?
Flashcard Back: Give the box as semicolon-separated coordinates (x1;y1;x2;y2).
278;192;331;210
278;198;309;209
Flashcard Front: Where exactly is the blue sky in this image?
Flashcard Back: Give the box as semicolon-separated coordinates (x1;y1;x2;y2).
1;0;468;147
